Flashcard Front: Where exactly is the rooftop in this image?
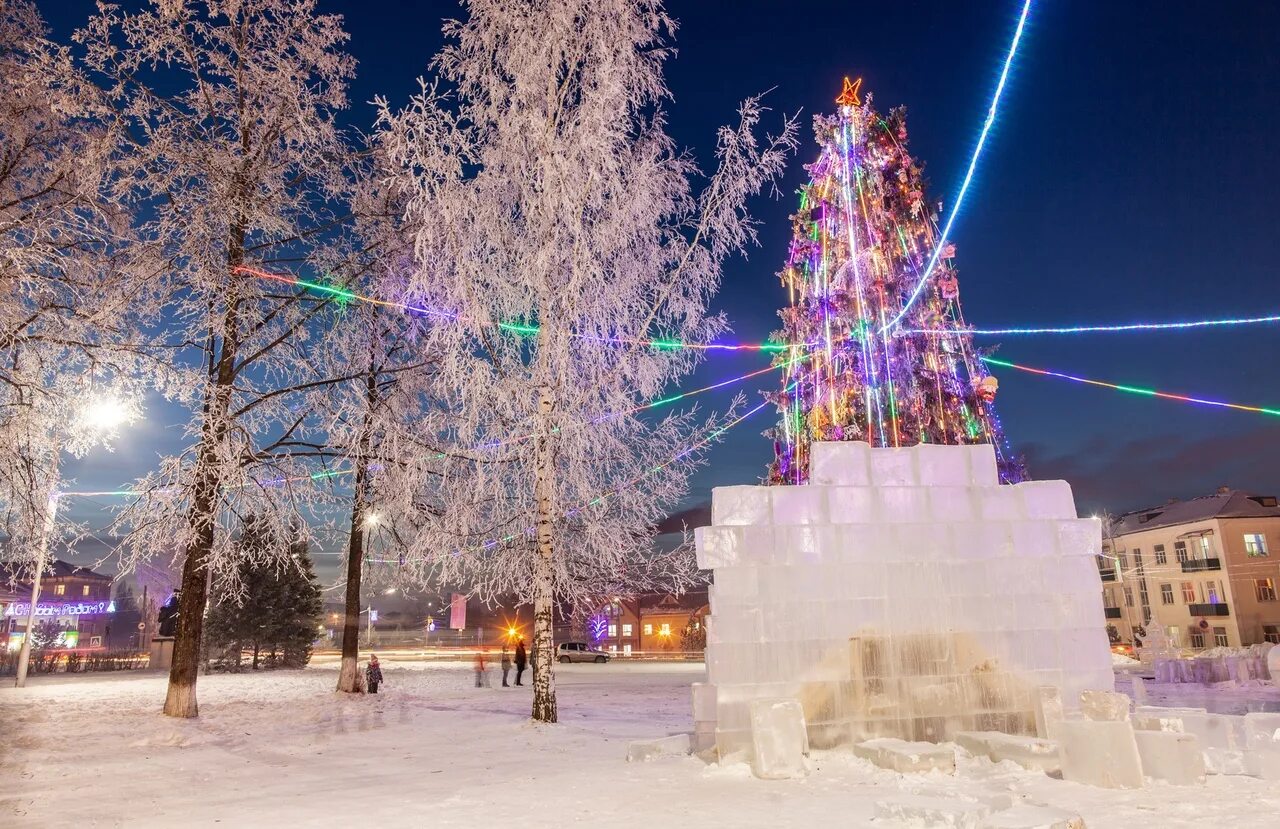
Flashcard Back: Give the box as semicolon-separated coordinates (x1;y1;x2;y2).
0;559;112;589
1110;489;1280;536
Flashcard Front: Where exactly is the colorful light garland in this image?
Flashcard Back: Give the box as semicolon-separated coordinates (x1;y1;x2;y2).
237;265;791;352
907;311;1280;337
878;0;1033;335
981;357;1280;417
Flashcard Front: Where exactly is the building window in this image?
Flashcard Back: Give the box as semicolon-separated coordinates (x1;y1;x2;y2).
643;624;653;635
54;584;66;596
1244;533;1269;557
1190;631;1205;649
1198;537;1213;559
607;623;617;637
621;624;632;636
1213;626;1228;648
1264;625;1280;645
1117;551;1128;570
1256;578;1277;602
1160;584;1174;605
1123;587;1134;607
82;584;91;596
1181;582;1196;603
1174;541;1188;563
622;643;632;655
660;623;671;635
1154;544;1166;565
609;644;618;653
1203;581;1221;604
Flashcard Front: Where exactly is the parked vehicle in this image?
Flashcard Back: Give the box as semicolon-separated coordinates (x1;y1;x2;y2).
557;642;610;663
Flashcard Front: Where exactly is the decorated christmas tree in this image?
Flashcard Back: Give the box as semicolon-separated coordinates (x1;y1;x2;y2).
767;78;1023;485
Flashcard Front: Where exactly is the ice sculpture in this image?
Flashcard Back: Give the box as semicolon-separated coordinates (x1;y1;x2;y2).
694;441;1113;757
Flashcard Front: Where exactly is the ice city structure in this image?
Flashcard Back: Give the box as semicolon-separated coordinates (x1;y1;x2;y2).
693;441;1113;757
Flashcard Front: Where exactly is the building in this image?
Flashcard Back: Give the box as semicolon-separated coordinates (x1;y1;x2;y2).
590;590;709;655
1;560;116;650
1098;489;1280;650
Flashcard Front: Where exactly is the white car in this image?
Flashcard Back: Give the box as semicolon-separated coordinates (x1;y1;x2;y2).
557;642;610;663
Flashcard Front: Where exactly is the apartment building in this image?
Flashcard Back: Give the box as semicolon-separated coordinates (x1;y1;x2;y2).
1098;489;1280;650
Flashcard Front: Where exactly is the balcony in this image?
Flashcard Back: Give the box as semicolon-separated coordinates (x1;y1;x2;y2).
1099;569;1117;582
1104;607;1123;619
1180;557;1221;573
1188;602;1230;617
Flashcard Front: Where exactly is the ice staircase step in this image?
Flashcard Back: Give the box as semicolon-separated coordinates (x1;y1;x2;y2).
625;733;690;762
873;795;991;828
982;805;1085;829
955;731;1060;773
853;738;956;774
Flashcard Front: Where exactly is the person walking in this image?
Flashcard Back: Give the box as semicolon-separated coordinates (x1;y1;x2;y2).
514;638;527;686
473;648;489;688
500;645;512;687
366;655;383;694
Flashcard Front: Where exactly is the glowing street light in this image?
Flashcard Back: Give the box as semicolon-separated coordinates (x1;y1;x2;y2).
14;393;141;688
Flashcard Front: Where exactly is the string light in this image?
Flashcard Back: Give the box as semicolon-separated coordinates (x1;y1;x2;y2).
907;311;1280;336
878;0;1033;335
981;357;1280;417
237;265;791;352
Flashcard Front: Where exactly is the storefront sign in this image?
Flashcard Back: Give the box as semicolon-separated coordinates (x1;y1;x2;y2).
2;600;115;618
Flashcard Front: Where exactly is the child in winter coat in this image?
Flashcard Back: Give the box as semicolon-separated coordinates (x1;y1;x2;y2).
366;655;383;694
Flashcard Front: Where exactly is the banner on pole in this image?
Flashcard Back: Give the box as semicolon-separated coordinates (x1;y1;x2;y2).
449;593;466;630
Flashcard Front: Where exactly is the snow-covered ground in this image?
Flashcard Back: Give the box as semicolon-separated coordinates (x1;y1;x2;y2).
4;663;1280;828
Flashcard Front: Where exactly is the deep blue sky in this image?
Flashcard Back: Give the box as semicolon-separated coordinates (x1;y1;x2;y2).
42;1;1280;572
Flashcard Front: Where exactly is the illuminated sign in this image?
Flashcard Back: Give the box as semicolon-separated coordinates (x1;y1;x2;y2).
2;600;115;618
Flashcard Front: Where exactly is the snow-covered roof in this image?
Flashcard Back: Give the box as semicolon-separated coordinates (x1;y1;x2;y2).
1110;489;1280;536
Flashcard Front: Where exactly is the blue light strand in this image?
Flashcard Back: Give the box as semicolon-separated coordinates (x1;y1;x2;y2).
903;311;1280;337
877;0;1033;335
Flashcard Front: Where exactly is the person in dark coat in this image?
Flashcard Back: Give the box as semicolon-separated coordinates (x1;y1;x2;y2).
366;655;383;694
500;645;512;687
514;638;527;686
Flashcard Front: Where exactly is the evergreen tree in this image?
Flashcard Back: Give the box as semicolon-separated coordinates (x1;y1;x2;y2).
204;518;322;670
767;79;1023;484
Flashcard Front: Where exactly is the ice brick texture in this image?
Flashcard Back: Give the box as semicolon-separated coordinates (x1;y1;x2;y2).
694;442;1113;758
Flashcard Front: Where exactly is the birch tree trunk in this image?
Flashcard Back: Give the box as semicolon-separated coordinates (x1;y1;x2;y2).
337;452;371;693
531;383;558;723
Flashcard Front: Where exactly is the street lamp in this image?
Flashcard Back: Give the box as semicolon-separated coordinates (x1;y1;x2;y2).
14;394;140;688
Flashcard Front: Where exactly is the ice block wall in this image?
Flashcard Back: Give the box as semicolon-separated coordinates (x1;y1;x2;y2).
693;442;1113;757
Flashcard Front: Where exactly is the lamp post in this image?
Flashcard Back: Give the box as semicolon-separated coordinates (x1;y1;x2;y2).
13;396;138;688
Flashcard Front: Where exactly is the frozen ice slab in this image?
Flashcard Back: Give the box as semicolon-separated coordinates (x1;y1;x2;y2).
1080;690;1131;722
1133;705;1206;733
928;486;978;522
771;485;828;525
711;485;772;526
966;443;999;486
625;733;690;762
914;443;971;486
1243;715;1280;780
1032;686;1064;741
873;795;991;828
870;447;917;486
1014;480;1078;520
748;698;809;780
1133;730;1205;785
1058;720;1144;789
691;683;717;723
852;738;956;773
983;805;1085;829
809;441;872;486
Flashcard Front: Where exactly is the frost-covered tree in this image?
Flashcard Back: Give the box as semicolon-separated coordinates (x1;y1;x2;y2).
295;146;445;694
378;0;796;722
77;0;359;717
0;0;153;576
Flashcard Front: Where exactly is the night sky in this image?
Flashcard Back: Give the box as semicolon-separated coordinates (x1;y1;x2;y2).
39;1;1280;575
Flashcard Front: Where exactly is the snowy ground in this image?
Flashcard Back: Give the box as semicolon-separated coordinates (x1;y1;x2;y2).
4;663;1280;828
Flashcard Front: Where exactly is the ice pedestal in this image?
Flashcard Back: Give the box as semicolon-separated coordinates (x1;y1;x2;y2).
695;442;1113;758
